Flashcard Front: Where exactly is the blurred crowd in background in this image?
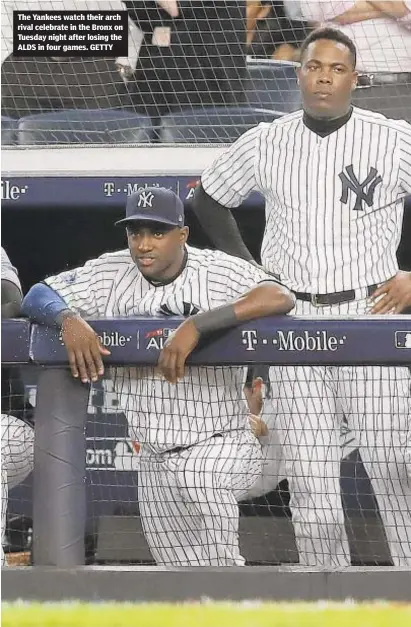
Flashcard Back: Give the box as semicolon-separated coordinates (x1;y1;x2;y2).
1;1;410;123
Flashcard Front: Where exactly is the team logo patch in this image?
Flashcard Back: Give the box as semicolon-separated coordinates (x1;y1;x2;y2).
339;165;382;211
395;331;411;349
61;270;77;284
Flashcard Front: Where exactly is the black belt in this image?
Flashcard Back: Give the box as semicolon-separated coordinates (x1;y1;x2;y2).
357;72;411;88
293;284;378;307
167;433;223;455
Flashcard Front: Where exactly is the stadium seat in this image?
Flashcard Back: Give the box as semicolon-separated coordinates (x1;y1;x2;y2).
1;115;18;145
244;61;301;114
17;109;154;145
159;106;283;143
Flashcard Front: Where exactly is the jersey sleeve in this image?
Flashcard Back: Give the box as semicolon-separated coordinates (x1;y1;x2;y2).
44;256;114;317
207;254;277;308
1;247;21;292
201;125;260;208
399;120;411;193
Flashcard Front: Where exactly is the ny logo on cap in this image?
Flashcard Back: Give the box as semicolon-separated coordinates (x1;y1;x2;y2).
137;191;155;208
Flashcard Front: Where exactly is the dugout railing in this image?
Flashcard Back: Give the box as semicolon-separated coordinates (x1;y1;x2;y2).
2;315;411;602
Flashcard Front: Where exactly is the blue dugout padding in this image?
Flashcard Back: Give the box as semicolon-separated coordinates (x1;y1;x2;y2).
1;315;408;366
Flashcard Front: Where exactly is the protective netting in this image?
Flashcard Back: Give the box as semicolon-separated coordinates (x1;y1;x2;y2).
2;1;410;145
9;362;408;567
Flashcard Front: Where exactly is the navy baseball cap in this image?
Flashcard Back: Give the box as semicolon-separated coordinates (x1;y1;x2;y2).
115;187;184;228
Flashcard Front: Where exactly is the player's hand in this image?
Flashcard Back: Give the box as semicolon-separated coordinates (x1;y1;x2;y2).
244;376;264;415
157;0;179;17
61;315;111;384
248;414;269;438
370;271;411;314
157;319;200;384
115;61;135;82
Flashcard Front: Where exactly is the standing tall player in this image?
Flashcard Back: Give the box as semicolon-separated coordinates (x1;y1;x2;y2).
22;187;295;567
191;27;411;566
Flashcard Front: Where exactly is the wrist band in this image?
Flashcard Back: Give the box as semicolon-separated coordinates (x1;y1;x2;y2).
192;304;238;335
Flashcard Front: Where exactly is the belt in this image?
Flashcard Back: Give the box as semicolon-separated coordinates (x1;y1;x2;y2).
293;284;378;307
167;433;223;455
357;72;411;88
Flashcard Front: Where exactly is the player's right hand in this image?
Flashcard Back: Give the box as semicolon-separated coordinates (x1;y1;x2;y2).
61;315;111;384
244;376;264;415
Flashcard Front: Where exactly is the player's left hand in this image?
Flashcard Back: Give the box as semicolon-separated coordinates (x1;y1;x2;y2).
370;271;411;314
157;319;200;383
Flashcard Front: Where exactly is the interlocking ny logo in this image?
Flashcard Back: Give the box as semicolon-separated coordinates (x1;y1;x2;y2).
159;302;200;317
339;165;382;211
138;190;154;208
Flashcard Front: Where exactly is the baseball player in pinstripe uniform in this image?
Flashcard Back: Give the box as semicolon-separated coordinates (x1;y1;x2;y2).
192;27;411;566
22;187;295;566
1;248;34;566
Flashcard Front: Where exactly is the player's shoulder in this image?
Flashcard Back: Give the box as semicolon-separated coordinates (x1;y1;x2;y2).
90;249;134;270
186;245;260;274
77;249;136;282
254;110;303;134
352;107;411;137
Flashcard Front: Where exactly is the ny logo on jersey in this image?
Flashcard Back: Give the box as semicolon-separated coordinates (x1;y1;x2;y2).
137;190;155;208
159;302;200;317
339;165;382;211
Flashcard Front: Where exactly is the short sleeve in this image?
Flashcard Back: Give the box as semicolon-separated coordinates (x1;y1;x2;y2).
44;256;116;317
1;247;21;292
207;253;277;308
201;125;260;208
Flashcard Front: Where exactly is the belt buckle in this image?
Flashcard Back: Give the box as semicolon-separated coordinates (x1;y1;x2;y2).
311;293;325;307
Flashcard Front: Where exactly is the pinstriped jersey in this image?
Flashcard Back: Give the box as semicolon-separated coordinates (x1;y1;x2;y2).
1;247;21;290
201;107;411;294
45;245;272;453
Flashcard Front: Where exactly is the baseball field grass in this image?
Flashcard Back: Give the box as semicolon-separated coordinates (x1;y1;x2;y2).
2;601;411;627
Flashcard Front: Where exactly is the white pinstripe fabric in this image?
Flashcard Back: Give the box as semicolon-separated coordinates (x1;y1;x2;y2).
202;107;411;294
269;298;411;567
201;104;411;567
1;414;34;566
139;431;262;566
45;246;272;565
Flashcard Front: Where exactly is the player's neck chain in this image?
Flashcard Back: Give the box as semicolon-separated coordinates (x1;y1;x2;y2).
147;248;189;288
303;106;353;138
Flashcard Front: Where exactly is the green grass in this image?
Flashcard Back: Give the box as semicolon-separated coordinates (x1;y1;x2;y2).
2;602;411;627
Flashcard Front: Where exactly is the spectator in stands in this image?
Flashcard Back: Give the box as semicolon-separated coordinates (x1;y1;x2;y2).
124;0;247;120
285;1;411;122
1;247;34;566
1;1;143;118
247;1;312;62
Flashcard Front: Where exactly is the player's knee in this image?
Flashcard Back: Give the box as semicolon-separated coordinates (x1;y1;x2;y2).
176;461;218;501
291;491;345;524
293;506;345;533
176;466;203;500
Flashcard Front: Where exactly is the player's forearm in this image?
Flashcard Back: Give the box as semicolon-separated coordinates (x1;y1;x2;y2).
231;283;296;321
192;283;295;336
21;282;72;328
368;1;410;18
1;280;23;319
332;1;382;24
191;184;254;262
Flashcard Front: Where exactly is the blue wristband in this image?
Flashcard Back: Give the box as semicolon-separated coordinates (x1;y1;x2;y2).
21;282;71;328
